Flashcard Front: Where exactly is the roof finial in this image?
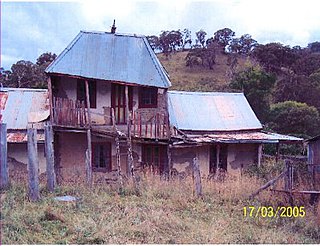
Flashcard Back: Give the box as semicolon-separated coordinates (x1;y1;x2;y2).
111;19;116;34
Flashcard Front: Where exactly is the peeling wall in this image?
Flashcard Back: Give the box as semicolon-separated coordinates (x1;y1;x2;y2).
55;131;144;182
171;145;210;177
7;143;46;174
227;143;258;174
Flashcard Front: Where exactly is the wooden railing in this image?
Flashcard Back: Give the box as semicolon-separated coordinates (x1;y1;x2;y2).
132;111;169;139
52;97;88;127
52;97;170;139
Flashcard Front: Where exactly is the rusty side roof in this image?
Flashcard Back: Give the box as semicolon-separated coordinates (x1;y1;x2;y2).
183;131;303;144
46;31;171;88
0;88;49;130
168;90;262;132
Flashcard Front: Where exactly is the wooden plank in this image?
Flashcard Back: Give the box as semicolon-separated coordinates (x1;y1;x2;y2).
27;128;40;201
257;144;263;167
249;170;287;199
86;129;92;187
125;85;134;177
0;123;9;189
47;77;54;125
45;122;56;192
193;157;202;197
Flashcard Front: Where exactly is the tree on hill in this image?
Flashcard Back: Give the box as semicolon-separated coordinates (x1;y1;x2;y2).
308;41;320;53
268;101;320;138
293;53;320;76
0;52;56;88
181;28;192;50
195;29;207;48
146;35;160;51
213;27;235;51
230;66;276;123
228;34;258;55
158;30;183;57
252;43;300;74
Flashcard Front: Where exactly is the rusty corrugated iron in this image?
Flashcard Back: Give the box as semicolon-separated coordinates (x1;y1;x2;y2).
7;132;45;143
184;131;303;144
1;88;49;129
168;91;262;132
0;88;49;143
46;31;171;88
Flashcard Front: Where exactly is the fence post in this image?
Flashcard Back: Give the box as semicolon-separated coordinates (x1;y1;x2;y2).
27;127;40;201
0;123;9;189
193;157;202;197
44;122;56;192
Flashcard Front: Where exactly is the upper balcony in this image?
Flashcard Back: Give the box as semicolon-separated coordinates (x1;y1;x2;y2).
52;96;170;140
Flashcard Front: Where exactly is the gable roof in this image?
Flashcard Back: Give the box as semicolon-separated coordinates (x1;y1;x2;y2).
168;90;262;132
46;31;171;88
0;88;49;130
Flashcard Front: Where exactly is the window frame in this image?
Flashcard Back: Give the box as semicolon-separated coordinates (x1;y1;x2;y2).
92;142;112;173
139;87;158;108
76;79;97;108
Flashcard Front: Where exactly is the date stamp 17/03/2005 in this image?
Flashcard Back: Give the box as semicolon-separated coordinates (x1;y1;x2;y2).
243;206;306;218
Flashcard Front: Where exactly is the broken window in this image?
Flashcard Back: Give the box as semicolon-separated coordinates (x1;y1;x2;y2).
210;144;228;173
139;87;157;108
92;142;111;172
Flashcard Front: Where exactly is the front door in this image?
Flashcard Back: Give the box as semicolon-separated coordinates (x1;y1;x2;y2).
111;84;132;124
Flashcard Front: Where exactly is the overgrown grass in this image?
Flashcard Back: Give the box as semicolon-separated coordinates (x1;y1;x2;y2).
1;173;320;244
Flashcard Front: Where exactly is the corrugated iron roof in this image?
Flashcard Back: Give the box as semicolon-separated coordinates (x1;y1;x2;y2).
168;90;262;131
46;31;171;88
0;88;49;130
183;131;303;144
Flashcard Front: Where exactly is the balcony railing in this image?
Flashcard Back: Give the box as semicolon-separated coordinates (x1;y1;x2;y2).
52;97;88;127
52;96;170;139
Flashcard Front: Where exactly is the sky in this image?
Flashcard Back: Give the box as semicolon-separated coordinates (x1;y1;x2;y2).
2;0;320;70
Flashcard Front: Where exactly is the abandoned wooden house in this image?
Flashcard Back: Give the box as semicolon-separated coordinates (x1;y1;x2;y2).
0;87;49;177
45;29;171;182
168;91;303;176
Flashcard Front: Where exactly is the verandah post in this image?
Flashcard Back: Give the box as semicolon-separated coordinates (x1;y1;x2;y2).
27;127;40;201
85;80;92;186
44;122;56;192
0;123;9;189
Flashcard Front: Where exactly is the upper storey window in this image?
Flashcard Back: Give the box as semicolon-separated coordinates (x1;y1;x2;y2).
139;87;157;108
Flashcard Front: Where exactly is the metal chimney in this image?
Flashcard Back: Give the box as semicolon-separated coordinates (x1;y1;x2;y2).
111;19;116;33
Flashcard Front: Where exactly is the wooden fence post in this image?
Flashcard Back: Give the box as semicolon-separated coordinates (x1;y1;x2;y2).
44;122;56;192
193;157;202;197
27;127;40;201
0;123;9;189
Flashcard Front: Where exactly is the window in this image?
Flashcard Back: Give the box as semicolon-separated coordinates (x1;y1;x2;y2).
111;84;133;124
77;79;97;108
92;142;111;172
141;144;167;174
139;87;157;108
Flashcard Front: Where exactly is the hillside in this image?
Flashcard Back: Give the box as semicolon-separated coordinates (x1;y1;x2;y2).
157;51;250;92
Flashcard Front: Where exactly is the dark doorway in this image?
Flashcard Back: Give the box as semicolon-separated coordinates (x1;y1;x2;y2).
141;144;168;174
210;144;228;173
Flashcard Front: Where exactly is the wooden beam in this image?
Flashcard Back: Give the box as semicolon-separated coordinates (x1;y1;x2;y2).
0;123;9;189
216;144;220;171
125;85;133;177
27;127;40;201
84;80;92;186
257;144;263;167
47;77;54;125
276;143;280;163
193;157;202;197
44;122;56;192
249;170;287;199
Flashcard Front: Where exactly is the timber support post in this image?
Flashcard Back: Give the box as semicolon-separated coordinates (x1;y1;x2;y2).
125;85;134;178
0;123;9;189
27;127;40;202
112;108;123;190
257;144;263;168
193;157;202;197
85;80;92;187
44;122;56;192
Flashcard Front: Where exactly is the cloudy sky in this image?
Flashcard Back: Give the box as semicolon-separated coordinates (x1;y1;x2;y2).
2;0;320;70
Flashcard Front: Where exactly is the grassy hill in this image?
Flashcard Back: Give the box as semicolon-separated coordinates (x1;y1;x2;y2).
157;51;251;92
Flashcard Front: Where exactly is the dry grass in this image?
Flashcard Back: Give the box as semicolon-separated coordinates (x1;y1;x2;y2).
1;173;320;244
